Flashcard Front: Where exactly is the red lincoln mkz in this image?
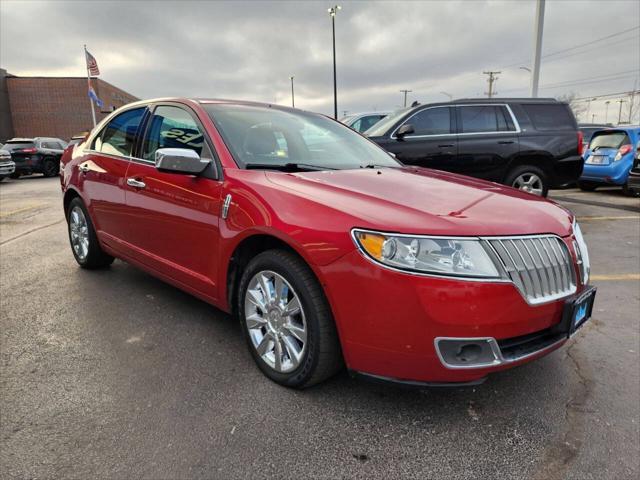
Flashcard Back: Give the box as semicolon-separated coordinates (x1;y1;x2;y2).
60;98;595;388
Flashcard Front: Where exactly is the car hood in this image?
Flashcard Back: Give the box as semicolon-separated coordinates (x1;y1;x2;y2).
265;167;572;237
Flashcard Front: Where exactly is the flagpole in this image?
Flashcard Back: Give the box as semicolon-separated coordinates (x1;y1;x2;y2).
84;44;96;127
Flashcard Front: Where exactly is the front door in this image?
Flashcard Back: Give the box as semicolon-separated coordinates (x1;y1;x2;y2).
123;104;223;300
380;106;457;172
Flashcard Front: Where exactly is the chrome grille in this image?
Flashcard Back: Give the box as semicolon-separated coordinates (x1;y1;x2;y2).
486;236;576;305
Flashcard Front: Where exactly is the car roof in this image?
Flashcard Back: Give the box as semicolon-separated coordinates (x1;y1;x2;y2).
7;138;34;142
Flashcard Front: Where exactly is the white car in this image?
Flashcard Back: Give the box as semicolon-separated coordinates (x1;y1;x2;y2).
0;145;16;181
340;112;389;133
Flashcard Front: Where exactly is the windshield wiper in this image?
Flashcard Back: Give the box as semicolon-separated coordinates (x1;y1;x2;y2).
245;162;337;172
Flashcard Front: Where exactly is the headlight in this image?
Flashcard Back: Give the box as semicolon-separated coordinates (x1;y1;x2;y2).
572;220;590;284
352;229;503;278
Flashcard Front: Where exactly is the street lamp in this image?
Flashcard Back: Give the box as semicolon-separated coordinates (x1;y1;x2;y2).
289;76;295;108
519;66;531;73
604;100;610;123
328;5;341;119
440;91;453;100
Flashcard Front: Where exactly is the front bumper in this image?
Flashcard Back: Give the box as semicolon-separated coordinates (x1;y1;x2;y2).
0;161;15;175
321;248;587;384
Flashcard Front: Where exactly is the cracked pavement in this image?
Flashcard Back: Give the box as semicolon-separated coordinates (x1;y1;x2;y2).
1;177;639;479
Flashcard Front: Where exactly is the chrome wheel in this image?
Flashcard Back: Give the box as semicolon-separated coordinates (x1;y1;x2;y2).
69;206;89;261
244;270;307;373
512;173;544;196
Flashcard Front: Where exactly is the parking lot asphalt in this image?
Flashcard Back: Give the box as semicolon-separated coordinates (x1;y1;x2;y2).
1;176;639;480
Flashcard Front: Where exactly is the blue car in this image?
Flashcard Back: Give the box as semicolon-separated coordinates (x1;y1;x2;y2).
579;126;640;195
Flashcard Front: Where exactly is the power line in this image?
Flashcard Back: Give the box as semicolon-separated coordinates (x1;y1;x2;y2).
498;69;639;94
500;25;640;69
573;90;640;102
541;35;639;65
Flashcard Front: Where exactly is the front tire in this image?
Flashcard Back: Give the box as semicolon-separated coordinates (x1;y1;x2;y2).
505;165;549;197
238;250;342;388
66;197;114;269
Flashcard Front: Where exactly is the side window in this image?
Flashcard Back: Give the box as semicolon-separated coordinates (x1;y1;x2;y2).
142;105;211;161
521;104;576;131
42;141;54;149
459;106;504;133
404;108;451;136
93;107;145;157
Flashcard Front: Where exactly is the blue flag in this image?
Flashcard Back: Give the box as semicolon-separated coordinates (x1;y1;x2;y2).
88;86;104;108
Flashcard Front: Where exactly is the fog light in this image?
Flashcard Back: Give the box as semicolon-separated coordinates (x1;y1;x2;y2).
435;338;501;368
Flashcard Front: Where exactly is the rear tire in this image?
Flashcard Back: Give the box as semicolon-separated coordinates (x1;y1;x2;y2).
622;182;640;197
9;172;20;179
238;249;342;388
42;158;58;177
578;181;598;192
505;165;549;197
66;197;114;269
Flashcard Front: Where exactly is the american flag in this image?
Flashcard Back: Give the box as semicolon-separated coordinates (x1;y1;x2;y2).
85;49;100;77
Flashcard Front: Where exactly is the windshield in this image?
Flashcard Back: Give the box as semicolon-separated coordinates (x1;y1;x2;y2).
590;131;629;150
363;107;412;137
204;104;401;171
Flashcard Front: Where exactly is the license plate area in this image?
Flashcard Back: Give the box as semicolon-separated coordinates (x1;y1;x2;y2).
586;155;609;165
559;287;596;336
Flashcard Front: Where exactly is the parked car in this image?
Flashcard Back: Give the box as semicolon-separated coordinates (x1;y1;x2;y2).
578;126;640;195
626;141;640;194
364;98;584;197
341;112;389;133
60;98;594;388
3;137;68;177
578;123;610;156
0;145;16;181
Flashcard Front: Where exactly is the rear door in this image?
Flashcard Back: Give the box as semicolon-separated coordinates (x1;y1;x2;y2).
122;103;223;299
80;107;147;248
455;105;519;181
380;106;457;171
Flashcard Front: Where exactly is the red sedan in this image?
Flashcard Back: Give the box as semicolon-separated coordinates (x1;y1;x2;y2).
60;98;595;388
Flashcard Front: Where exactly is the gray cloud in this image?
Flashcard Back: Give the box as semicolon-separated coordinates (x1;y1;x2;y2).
1;0;638;122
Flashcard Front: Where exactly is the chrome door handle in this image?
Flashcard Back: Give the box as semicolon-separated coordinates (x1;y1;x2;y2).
126;178;146;189
78;164;90;173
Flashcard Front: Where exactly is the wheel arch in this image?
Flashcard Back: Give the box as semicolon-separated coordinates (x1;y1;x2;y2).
503;153;554;183
224;232;327;320
62;187;82;218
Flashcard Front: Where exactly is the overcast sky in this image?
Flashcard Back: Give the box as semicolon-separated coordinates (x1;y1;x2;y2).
1;0;639;123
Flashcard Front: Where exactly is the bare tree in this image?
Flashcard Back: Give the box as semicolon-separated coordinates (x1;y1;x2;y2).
557;92;588;122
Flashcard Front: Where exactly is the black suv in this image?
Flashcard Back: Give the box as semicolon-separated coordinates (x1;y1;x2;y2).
365;98;583;196
3;137;67;178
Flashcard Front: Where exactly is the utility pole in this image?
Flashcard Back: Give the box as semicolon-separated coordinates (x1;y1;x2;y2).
591;113;596;123
530;0;546;98
328;5;341;120
604;100;610;123
289;76;295;108
628;82;637;124
483;71;501;98
342;110;348;117
400;89;412;107
617;98;626;124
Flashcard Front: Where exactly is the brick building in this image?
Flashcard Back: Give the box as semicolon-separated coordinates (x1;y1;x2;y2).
0;68;139;142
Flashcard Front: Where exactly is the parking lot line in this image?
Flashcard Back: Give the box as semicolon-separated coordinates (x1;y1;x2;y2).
0;204;47;218
591;273;640;281
578;215;640;221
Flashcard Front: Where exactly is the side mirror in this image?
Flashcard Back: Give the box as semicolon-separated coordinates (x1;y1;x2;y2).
155;148;210;175
396;124;415;140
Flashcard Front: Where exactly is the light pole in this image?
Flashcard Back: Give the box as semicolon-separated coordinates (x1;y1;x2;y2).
328;5;341;119
530;0;545;97
440;91;452;100
591;113;596;123
289;76;295;108
604;100;610;123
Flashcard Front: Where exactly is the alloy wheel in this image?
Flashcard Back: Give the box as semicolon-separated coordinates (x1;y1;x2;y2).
512;173;544;196
69;206;90;261
244;270;307;373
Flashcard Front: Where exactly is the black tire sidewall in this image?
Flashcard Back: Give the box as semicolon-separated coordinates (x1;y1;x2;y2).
506;165;549;197
66;197;112;268
42;158;57;177
237;251;323;388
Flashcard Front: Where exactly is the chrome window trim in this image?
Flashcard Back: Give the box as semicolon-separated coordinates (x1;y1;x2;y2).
389;103;521;139
434;335;566;370
82;149;153;165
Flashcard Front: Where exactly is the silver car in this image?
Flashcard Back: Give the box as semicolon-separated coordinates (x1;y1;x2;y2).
0;144;16;181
